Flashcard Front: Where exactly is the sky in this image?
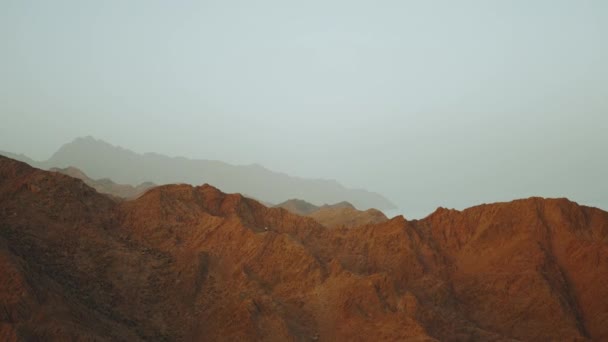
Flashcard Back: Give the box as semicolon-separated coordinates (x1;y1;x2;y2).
1;0;607;218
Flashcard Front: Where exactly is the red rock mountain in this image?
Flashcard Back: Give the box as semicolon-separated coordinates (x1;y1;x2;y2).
1;155;607;341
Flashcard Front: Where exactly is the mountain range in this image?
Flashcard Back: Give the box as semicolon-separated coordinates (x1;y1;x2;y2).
48;165;387;229
1;154;607;341
0;136;395;211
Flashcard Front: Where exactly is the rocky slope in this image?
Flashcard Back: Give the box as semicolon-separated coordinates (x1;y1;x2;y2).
276;199;389;228
1;155;607;341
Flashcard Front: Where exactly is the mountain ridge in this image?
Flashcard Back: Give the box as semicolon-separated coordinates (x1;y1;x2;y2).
1;154;607;340
275;198;389;228
1;136;395;210
49;166;155;200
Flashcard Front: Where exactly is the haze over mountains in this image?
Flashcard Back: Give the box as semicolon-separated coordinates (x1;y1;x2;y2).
3;1;608;218
1;1;607;340
1;154;607;341
0;136;395;211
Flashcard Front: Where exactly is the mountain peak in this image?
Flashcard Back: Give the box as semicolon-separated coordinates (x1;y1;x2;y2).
70;135;114;147
275;199;320;216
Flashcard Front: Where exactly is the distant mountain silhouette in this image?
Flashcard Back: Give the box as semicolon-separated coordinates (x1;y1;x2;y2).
275;198;389;228
0;136;396;210
0;150;39;167
50;166;155;200
310;206;388;228
275;199;322;215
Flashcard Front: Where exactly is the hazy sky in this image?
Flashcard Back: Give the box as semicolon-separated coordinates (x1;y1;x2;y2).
1;0;607;218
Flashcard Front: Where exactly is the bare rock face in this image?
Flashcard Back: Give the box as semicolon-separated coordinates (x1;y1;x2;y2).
1;154;607;341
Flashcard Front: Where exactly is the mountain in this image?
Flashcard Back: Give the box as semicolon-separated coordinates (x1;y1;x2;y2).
276;199;389;228
1;154;607;340
50;166;155;200
309;207;388;229
275;199;322;216
0;150;41;168
1;136;395;210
